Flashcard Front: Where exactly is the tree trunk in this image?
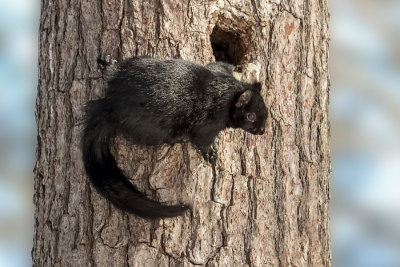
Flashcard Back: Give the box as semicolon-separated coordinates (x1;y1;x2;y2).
33;0;330;266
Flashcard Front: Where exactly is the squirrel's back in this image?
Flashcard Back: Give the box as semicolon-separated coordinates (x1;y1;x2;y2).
101;57;243;143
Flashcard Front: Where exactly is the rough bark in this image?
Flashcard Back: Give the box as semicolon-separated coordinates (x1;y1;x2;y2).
33;0;331;266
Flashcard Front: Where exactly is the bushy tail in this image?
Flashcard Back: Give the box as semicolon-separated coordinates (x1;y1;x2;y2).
81;99;189;219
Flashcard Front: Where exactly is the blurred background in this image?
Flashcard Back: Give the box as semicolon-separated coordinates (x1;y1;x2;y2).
0;0;399;266
0;0;38;266
330;0;400;266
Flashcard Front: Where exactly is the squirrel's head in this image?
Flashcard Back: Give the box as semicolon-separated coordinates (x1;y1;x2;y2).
231;82;268;135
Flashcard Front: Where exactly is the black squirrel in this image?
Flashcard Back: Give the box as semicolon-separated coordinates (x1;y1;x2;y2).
82;56;268;219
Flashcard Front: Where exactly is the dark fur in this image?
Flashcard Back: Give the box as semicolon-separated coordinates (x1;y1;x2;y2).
82;57;268;219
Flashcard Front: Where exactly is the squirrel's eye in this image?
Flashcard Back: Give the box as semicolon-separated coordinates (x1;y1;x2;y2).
246;112;256;122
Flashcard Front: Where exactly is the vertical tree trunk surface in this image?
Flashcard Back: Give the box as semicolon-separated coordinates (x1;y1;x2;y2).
33;0;330;266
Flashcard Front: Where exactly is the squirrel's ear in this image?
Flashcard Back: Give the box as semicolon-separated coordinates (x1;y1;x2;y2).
235;90;253;108
253;82;262;92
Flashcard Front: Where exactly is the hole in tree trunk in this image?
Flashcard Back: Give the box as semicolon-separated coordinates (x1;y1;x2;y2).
210;26;248;65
